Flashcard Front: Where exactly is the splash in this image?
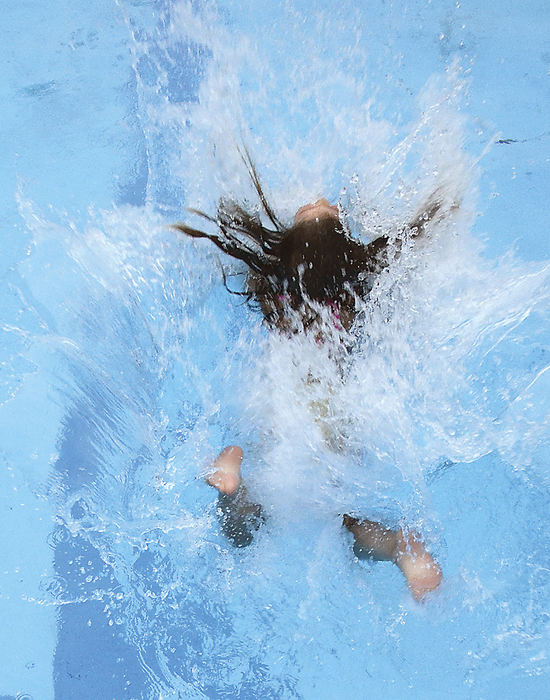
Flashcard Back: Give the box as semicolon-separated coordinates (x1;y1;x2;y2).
128;2;550;519
5;0;550;695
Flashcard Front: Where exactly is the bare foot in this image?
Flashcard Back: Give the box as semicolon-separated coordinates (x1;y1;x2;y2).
395;532;443;601
206;445;243;496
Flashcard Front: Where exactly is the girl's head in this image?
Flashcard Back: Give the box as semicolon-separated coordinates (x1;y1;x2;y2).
173;150;369;329
293;198;339;225
276;211;369;303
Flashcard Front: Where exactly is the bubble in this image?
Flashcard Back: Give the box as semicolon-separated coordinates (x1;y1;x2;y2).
46;525;71;550
39;575;69;602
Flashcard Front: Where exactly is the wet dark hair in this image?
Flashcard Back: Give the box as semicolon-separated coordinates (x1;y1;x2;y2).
173;147;444;332
173;150;378;331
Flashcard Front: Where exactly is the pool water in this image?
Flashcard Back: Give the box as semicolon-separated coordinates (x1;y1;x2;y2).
1;1;550;698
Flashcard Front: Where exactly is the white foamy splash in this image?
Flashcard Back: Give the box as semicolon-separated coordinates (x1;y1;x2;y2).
8;0;550;694
12;0;548;582
126;2;550;526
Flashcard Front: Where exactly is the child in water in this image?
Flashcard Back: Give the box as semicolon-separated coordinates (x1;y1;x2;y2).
174;150;444;601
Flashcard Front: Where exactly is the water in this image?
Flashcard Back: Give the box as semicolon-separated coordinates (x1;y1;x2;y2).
1;1;550;698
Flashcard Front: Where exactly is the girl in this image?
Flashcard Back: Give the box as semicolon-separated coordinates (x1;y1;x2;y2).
174;150;444;600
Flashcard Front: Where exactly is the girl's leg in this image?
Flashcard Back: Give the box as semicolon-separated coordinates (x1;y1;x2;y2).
207;446;264;548
342;514;442;601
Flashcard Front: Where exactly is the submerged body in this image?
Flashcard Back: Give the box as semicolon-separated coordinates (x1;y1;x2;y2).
175;155;446;600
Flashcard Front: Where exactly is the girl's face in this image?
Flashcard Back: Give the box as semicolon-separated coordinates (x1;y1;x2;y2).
294;198;339;225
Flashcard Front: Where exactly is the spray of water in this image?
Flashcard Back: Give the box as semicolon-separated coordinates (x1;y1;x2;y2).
6;0;550;693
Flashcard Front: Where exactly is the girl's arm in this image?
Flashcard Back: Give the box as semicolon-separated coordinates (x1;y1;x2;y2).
363;192;453;272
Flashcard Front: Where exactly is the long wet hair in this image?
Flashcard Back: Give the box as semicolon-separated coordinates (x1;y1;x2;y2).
173;149;382;332
173;148;443;333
